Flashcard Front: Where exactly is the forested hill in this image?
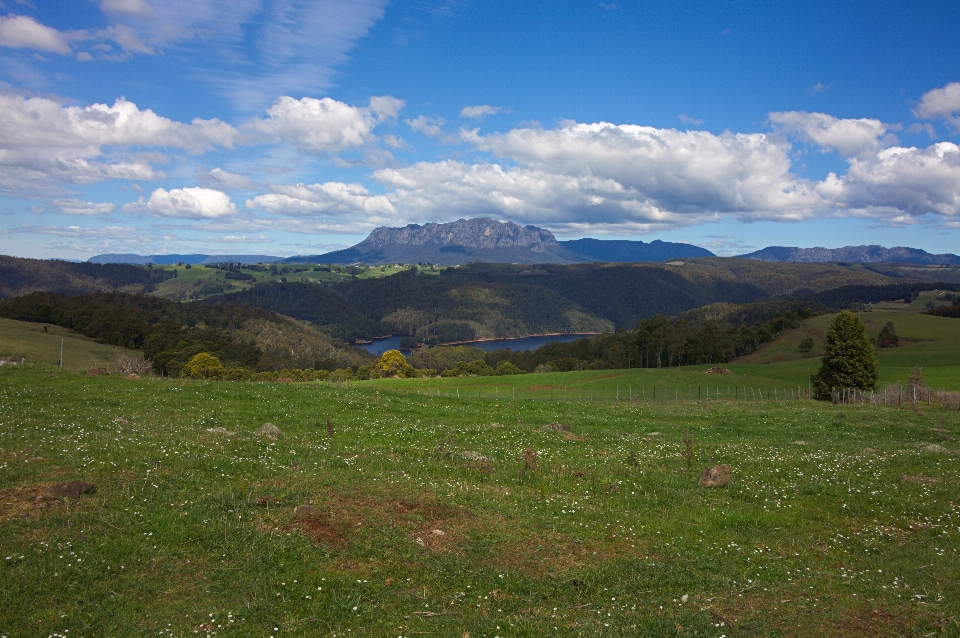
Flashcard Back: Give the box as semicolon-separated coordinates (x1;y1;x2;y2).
205;259;951;344
0;291;372;375
0;255;174;299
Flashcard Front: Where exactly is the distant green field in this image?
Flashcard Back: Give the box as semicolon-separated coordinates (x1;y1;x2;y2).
1;366;958;636
0;317;142;370
735;310;960;389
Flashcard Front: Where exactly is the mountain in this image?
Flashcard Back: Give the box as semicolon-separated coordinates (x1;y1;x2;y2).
560;238;714;261
285;218;714;265
88;254;284;265
740;245;960;265
286;218;581;265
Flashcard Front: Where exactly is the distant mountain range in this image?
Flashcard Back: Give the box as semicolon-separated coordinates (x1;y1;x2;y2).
740;245;960;265
84;220;960;268
283;218;713;265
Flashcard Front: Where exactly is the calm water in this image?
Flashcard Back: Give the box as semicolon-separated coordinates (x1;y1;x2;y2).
355;333;594;357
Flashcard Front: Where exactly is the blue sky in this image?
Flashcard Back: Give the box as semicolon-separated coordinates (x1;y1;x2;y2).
1;0;960;259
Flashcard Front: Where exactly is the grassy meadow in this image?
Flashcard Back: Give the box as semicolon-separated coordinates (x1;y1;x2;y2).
2;365;959;637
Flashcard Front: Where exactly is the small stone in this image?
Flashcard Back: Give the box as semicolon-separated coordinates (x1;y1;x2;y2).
45;481;96;499
431;529;445;536
460;451;489;462
646;432;662;437
294;504;318;518
698;464;731;488
704;367;732;374
125;373;140;380
793;440;808;446
255;423;282;440
205;427;235;435
920;444;949;454
538;422;572;433
681;594;689;603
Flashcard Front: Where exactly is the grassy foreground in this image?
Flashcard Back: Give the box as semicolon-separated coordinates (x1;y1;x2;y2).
1;366;959;637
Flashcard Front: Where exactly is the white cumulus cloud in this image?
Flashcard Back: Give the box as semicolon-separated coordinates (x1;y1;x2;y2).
769;111;899;158
248;95;403;155
139;187;237;219
914;82;960;132
0;14;71;54
247;182;395;217
467;122;824;223
0;90;238;194
825;142;960;219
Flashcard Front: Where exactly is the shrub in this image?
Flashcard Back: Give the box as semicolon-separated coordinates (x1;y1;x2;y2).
375;350;415;378
114;352;154;376
811;310;878;396
495;360;523;375
181;352;226;379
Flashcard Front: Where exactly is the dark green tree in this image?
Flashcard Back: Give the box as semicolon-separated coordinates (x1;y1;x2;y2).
798;336;814;356
876;321;899;348
811;310;879;396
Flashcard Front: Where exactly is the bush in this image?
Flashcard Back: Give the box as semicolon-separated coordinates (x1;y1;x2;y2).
181;352;226;379
114;352;154;376
375;350;415;378
811;310;878;396
495;360;523;375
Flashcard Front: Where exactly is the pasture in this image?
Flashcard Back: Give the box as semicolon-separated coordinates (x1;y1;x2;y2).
1;366;958;637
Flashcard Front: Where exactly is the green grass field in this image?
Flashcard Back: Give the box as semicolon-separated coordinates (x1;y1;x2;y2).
735;311;960;390
1;366;959;636
0;318;142;371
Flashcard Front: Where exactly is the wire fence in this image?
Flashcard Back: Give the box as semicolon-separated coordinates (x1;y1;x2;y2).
403;384;960;408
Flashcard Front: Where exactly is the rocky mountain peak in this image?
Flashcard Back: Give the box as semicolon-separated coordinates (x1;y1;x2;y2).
361;218;560;253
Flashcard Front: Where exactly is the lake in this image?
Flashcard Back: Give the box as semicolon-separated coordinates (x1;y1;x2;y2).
355;333;595;357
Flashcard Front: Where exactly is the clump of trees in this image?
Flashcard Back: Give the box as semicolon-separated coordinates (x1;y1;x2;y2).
811;310;879;396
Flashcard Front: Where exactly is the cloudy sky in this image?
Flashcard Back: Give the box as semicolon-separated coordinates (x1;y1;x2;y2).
1;0;959;259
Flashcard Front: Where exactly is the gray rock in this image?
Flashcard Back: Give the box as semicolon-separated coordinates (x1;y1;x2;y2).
205;427;236;435
255;423;282;440
698;464;731;488
538;422;572;433
920;443;949;454
460;451;489;462
294;504;318;518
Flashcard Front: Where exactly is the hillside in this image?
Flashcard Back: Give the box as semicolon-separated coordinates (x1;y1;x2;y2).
0;255;174;299
201;259;952;345
0;291;372;375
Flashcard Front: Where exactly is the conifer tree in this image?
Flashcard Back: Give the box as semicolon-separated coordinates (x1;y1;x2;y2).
811;310;878;395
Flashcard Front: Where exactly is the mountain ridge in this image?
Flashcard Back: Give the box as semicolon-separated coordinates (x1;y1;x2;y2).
284;218;715;265
740;245;960;265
